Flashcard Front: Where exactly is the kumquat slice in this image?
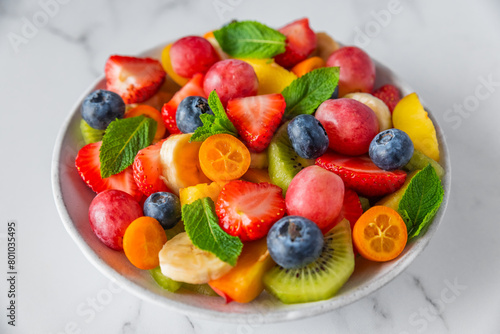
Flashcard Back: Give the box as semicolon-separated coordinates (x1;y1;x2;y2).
123;216;168;270
352;206;407;262
199;134;251;182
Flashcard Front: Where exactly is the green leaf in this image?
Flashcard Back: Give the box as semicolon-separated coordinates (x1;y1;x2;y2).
282;67;340;119
99;116;156;178
397;164;444;239
213;21;286;58
190;90;238;142
182;197;243;266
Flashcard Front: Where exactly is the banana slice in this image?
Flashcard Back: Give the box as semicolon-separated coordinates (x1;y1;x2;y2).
344;92;393;131
160;134;210;195
311;32;340;62
159;232;233;284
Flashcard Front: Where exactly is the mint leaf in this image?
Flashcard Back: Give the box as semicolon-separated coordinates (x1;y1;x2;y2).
99;116;156;178
182;197;243;266
190;90;238;142
397;164;444;239
282;67;340;119
213;21;286;58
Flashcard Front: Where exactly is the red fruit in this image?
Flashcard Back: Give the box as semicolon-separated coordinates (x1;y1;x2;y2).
105;55;166;104
326;46;375;97
329;189;363;232
316;151;407;197
75;142;143;201
372;84;401;113
215;180;286;241
274;18;317;69
285;165;344;232
315;98;379;156
226;94;286;152
161;73;206;135
132;139;171;197
203;59;258;107
170;36;220;78
88;189;143;250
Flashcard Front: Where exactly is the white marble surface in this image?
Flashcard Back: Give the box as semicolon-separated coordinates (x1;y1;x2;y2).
1;0;499;333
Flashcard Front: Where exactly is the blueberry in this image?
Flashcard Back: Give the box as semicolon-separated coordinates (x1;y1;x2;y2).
288;114;329;159
369;129;414;170
267;216;324;269
143;192;181;229
330;85;339;99
176;96;214;133
81;89;125;130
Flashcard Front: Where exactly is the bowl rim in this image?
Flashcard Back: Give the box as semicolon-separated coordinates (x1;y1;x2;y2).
51;41;451;324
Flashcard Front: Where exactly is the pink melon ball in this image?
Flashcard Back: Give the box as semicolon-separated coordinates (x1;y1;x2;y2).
285;166;344;231
315;98;379;156
88;189;143;250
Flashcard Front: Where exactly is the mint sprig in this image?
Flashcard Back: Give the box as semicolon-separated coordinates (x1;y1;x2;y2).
282;67;340;119
398;164;444;239
213;21;286;58
190;90;238;142
182;197;243;266
99;116;156;178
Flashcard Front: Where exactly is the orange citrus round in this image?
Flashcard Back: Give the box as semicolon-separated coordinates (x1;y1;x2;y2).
125;105;166;141
199;134;251;182
123;216;167;270
352;206;408;262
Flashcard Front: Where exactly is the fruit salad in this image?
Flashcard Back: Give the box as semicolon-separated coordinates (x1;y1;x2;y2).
74;18;445;305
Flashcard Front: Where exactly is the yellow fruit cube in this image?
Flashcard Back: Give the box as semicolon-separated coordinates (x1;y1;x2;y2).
392;93;440;161
239;58;297;95
179;181;225;206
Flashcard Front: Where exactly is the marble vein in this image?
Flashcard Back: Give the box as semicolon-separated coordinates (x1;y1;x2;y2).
411;275;449;331
45;24;101;77
121;300;143;334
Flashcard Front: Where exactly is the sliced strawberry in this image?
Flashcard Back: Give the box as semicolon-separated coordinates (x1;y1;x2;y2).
372;84;401;113
75;142;143;201
226;94;285;152
105;55;166;104
161;73;206;135
323;189;363;233
315;151;407;197
274;18;317;69
215;180;285;242
132;139;171;197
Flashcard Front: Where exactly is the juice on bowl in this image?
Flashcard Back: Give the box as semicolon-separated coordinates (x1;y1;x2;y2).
73;18;445;305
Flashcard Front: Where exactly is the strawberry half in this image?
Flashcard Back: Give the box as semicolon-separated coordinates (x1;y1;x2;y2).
372;84;401;113
161;73;206;135
316;151;407;197
132;139;171;197
75;142;143;201
274;18;317;69
327;189;363;233
105;55;166;104
226;94;286;152
215;180;286;242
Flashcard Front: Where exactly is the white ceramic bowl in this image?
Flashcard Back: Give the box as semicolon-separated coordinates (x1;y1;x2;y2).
52;43;451;323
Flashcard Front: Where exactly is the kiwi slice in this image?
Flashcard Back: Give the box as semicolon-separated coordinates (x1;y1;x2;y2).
80;119;105;145
403;149;444;179
150;266;182;292
263;219;355;304
182;283;218;296
268;122;314;195
359;196;371;212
